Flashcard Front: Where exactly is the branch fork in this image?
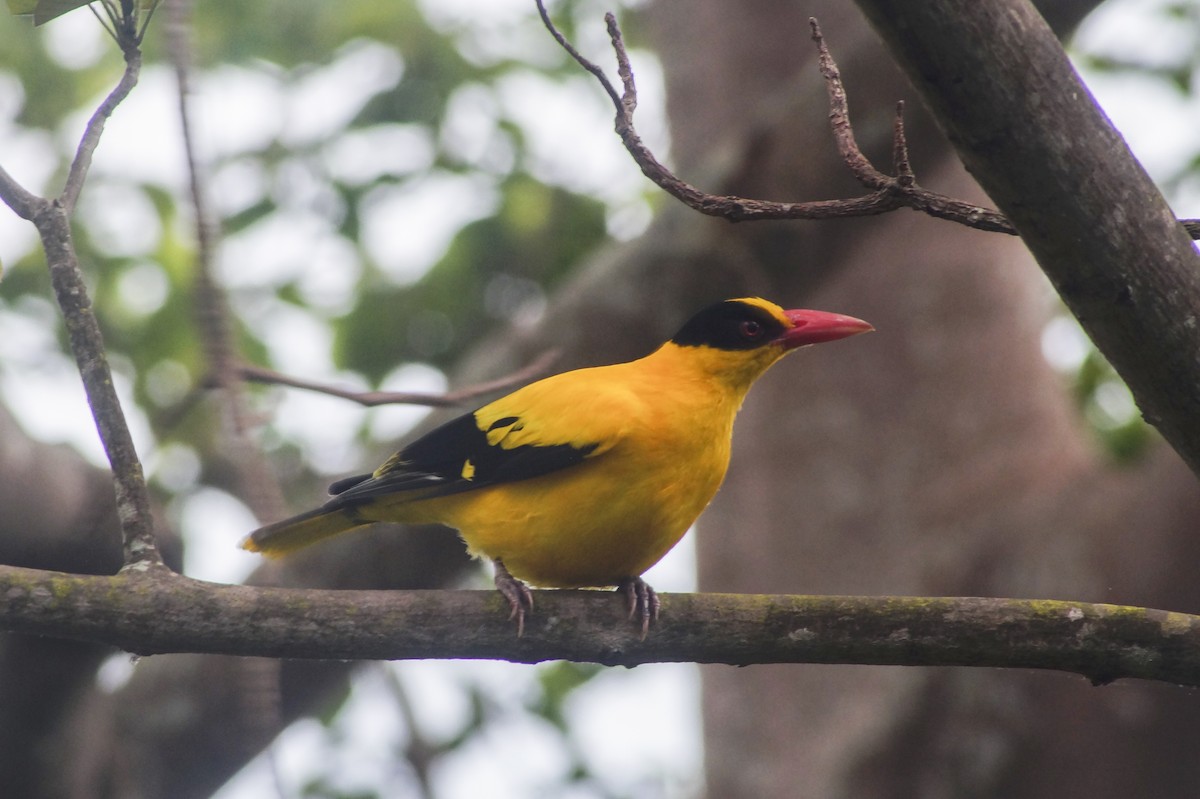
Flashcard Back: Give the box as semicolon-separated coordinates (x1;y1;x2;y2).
536;4;1200;240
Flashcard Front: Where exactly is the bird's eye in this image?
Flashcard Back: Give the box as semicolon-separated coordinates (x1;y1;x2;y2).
739;319;764;340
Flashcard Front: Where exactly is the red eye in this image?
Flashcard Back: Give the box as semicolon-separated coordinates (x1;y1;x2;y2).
739;320;764;340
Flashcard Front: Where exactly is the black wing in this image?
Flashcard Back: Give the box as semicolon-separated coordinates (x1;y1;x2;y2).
321;411;598;512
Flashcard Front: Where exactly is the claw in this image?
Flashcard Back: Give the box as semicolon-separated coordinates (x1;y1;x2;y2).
617;576;660;639
493;559;534;636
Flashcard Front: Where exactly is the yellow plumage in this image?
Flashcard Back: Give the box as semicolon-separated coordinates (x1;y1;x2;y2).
243;297;872;631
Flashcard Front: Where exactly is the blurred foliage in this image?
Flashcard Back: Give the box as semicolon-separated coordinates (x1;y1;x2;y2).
0;0;629;481
1073;348;1153;462
1059;0;1200;462
533;660;603;731
335;173;607;380
1073;1;1200;96
0;0;649;796
6;0;155;27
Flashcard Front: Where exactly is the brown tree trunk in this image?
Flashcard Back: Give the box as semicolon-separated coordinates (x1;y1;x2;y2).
641;1;1200;795
0;402;170;798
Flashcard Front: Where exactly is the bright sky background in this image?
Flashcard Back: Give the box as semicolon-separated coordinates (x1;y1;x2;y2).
1;1;1197;797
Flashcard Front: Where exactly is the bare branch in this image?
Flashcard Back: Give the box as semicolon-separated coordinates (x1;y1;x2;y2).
856;0;1200;477
236;349;561;408
60;41;141;213
605;12;637;117
33;202;164;570
0;163;44;220
892;102;915;187
3;563;1200;686
534;0;621;109
811;18;887;187
534;3;1018;234
534;6;1200;239
0;5;166;569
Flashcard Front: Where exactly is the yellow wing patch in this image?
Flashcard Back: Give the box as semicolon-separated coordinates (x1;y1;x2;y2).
472;366;646;460
484;416;524;448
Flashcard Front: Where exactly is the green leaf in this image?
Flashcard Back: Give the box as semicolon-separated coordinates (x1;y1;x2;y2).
6;0;94;25
5;0;154;26
33;0;92;25
4;0;38;15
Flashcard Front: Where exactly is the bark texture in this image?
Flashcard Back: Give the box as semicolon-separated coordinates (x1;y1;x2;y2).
10;567;1200;685
857;0;1200;475
0;403;178;799
638;1;1200;796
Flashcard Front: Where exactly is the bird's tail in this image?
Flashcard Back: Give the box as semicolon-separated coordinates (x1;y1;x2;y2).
240;506;369;557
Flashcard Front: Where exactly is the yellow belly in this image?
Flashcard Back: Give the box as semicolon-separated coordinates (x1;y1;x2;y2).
411;442;727;588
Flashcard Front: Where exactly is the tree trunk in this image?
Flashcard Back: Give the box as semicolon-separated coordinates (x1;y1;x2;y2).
640;1;1200;795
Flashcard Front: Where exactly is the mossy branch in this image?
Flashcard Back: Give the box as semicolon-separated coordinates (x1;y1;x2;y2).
2;563;1198;686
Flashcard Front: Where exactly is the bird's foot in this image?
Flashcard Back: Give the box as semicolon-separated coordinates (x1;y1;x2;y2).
493;559;534;637
617;576;660;639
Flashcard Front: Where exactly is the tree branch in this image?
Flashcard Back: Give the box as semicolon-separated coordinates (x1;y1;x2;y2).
535;2;1016;233
32;201;163;570
2;563;1199;686
0;163;43;220
60;30;142;213
0;8;163;569
854;0;1200;478
540;4;1200;240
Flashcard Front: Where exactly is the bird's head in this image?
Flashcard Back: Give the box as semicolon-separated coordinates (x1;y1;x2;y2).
665;297;873;388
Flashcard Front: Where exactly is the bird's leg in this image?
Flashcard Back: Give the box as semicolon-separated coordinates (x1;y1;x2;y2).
617;576;660;639
493;559;534;636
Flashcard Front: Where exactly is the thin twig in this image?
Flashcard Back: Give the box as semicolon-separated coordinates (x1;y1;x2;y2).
534;3;1019;233
811;19;886;187
60;32;142;213
0;163;44;220
892;101;915;187
236;348;561;408
535;0;621;108
137;0;161;41
534;7;1200;239
87;2;119;40
8;6;167;570
606;12;637;117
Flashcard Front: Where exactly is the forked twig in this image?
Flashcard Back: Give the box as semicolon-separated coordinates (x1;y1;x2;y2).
534;3;1079;236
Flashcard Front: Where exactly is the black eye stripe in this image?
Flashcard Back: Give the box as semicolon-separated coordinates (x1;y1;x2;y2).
670;300;787;351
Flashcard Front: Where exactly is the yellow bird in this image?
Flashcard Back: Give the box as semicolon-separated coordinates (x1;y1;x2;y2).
243;297;872;634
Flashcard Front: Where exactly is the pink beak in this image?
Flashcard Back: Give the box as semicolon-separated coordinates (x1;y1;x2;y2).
774;309;874;350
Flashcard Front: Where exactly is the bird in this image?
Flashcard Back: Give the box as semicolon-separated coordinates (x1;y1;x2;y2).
242;297;872;635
